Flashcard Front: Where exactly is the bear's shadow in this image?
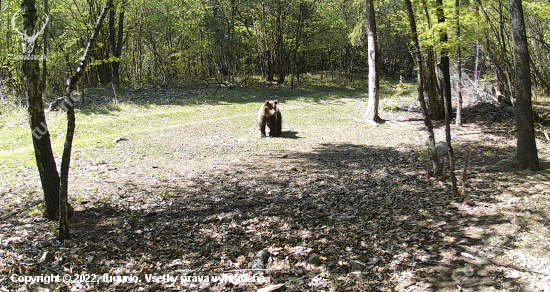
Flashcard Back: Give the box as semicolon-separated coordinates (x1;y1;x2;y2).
279;131;300;139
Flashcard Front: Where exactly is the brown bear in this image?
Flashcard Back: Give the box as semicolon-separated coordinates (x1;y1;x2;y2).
258;100;282;138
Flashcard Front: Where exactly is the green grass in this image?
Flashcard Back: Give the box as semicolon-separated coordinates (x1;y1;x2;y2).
0;77;417;188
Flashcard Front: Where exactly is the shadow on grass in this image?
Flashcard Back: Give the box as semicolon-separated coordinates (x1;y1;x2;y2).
79;103;123;115
62;142;542;291
73;77;406;115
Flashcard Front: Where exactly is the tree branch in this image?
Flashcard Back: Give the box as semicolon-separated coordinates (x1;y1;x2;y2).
59;0;114;241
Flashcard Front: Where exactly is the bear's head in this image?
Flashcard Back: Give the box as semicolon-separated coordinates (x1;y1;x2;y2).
262;100;278;117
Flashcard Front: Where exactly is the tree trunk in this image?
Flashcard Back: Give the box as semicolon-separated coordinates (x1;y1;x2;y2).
509;0;539;171
59;0;112;240
364;0;383;124
109;5;124;87
420;0;443;120
426;50;442;119
436;0;453;121
58;104;73;240
290;3;307;90
444;100;459;196
497;0;513;96
41;0;48;92
476;0;514;99
455;0;463;126
404;0;440;177
276;14;286;83
22;0;59;220
435;0;458;194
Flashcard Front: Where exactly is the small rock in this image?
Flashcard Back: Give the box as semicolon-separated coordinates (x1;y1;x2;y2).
257;284;286;292
307;253;321;266
39;251;53;263
349;259;366;271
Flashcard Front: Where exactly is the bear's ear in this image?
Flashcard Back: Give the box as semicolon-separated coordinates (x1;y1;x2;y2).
264;100;270;105
273;100;278;105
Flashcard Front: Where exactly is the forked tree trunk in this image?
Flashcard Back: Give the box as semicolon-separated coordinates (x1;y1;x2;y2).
364;0;383;124
509;0;539;170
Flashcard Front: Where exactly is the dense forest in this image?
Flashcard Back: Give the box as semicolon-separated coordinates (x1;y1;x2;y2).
1;0;549;97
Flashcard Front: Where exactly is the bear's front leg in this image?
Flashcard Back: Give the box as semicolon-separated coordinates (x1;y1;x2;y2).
259;122;267;138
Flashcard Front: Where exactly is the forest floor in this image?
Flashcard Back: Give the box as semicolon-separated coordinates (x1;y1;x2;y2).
1;79;550;291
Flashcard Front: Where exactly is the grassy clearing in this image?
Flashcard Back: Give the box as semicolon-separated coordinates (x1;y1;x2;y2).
0;77;412;183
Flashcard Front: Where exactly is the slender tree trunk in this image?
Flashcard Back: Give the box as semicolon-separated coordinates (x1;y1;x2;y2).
364;0;383;124
474;41;480;81
509;0;539;170
276;7;286;83
58;104;73;240
290;3;305;90
22;0;59;220
59;0;112;240
41;0;48;92
109;5;124;87
455;0;463;126
435;0;458;194
404;0;440;177
445;107;459;196
497;0;513;96
436;0;453;120
476;0;514;99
